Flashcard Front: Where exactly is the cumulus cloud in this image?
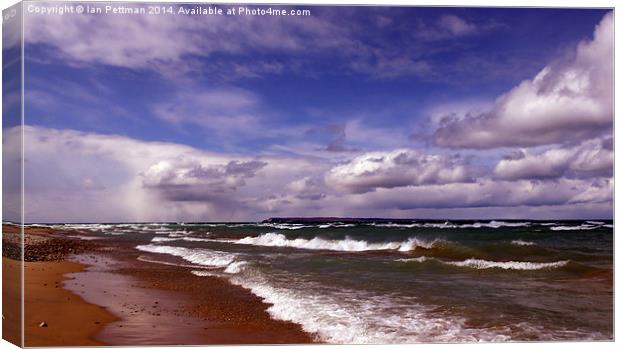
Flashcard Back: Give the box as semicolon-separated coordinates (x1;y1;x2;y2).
11;126;320;222
433;12;613;149
325;149;475;193
494;138;613;181
142;159;267;202
287;177;327;201
6;125;613;222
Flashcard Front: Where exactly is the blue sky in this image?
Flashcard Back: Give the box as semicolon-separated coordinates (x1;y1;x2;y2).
24;7;606;152
3;4;613;222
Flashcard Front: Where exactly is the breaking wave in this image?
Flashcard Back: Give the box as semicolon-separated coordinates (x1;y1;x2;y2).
151;236;212;243
231;232;440;252
550;225;601;231
135;244;235;268
397;257;569;271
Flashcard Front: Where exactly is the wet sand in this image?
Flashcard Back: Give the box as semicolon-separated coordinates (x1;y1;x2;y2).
22;259;119;346
115;256;316;344
2;225;316;345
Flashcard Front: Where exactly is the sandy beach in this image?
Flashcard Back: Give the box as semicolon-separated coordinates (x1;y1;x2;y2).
2;225;315;346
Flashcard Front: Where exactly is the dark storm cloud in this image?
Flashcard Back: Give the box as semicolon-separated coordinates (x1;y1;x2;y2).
142;160;268;202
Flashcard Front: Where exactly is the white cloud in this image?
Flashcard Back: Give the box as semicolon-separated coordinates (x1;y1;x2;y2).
286;177;327;201
350;177;613;211
433;12;613;149
325;149;475;193
12;126;320;222
6;126;613;222
141;159;268;202
22;5;353;76
20;6;468;81
494;138;613;181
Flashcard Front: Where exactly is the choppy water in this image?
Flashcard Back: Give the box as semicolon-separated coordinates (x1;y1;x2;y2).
46;220;613;343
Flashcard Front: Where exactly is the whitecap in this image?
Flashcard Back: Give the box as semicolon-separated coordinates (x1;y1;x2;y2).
135;244;235;268
446;258;569;270
511;240;535;246
397;257;568;271
231;232;439;252
550;225;599;231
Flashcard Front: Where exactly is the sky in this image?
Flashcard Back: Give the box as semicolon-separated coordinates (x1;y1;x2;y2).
2;3;613;222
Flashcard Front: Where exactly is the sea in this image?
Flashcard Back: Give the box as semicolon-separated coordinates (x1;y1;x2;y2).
43;219;613;343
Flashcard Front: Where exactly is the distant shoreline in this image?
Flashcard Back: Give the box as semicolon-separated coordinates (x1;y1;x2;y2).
3;217;614;226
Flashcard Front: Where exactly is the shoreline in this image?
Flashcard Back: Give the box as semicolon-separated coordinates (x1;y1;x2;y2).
21;258;119;347
2;225;317;345
3;225;118;346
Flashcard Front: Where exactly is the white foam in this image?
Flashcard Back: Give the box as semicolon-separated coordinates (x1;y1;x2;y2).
166;230;192;237
224;261;248;274
318;223;357;229
373;221;530;229
190;270;219;277
232;232;438;252
258;223;314;230
423;222;459;229
65;235;102;241
396;256;430;263
511;240;535;246
460;221;530;229
372;223;420;228
151;236;212;243
220;272;512;343
397;257;569;271
54;223;110;231
550;225;599;231
136;255;216;269
446;258;569;270
135;244;235;268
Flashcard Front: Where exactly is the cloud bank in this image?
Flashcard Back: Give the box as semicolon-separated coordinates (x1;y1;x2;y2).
6;125;612;222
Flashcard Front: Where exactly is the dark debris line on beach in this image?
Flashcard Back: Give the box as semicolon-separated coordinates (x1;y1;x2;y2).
2;229;95;262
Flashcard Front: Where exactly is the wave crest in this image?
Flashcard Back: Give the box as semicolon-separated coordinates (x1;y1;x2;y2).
398;256;569;271
135;244;235;268
233;232;439;252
